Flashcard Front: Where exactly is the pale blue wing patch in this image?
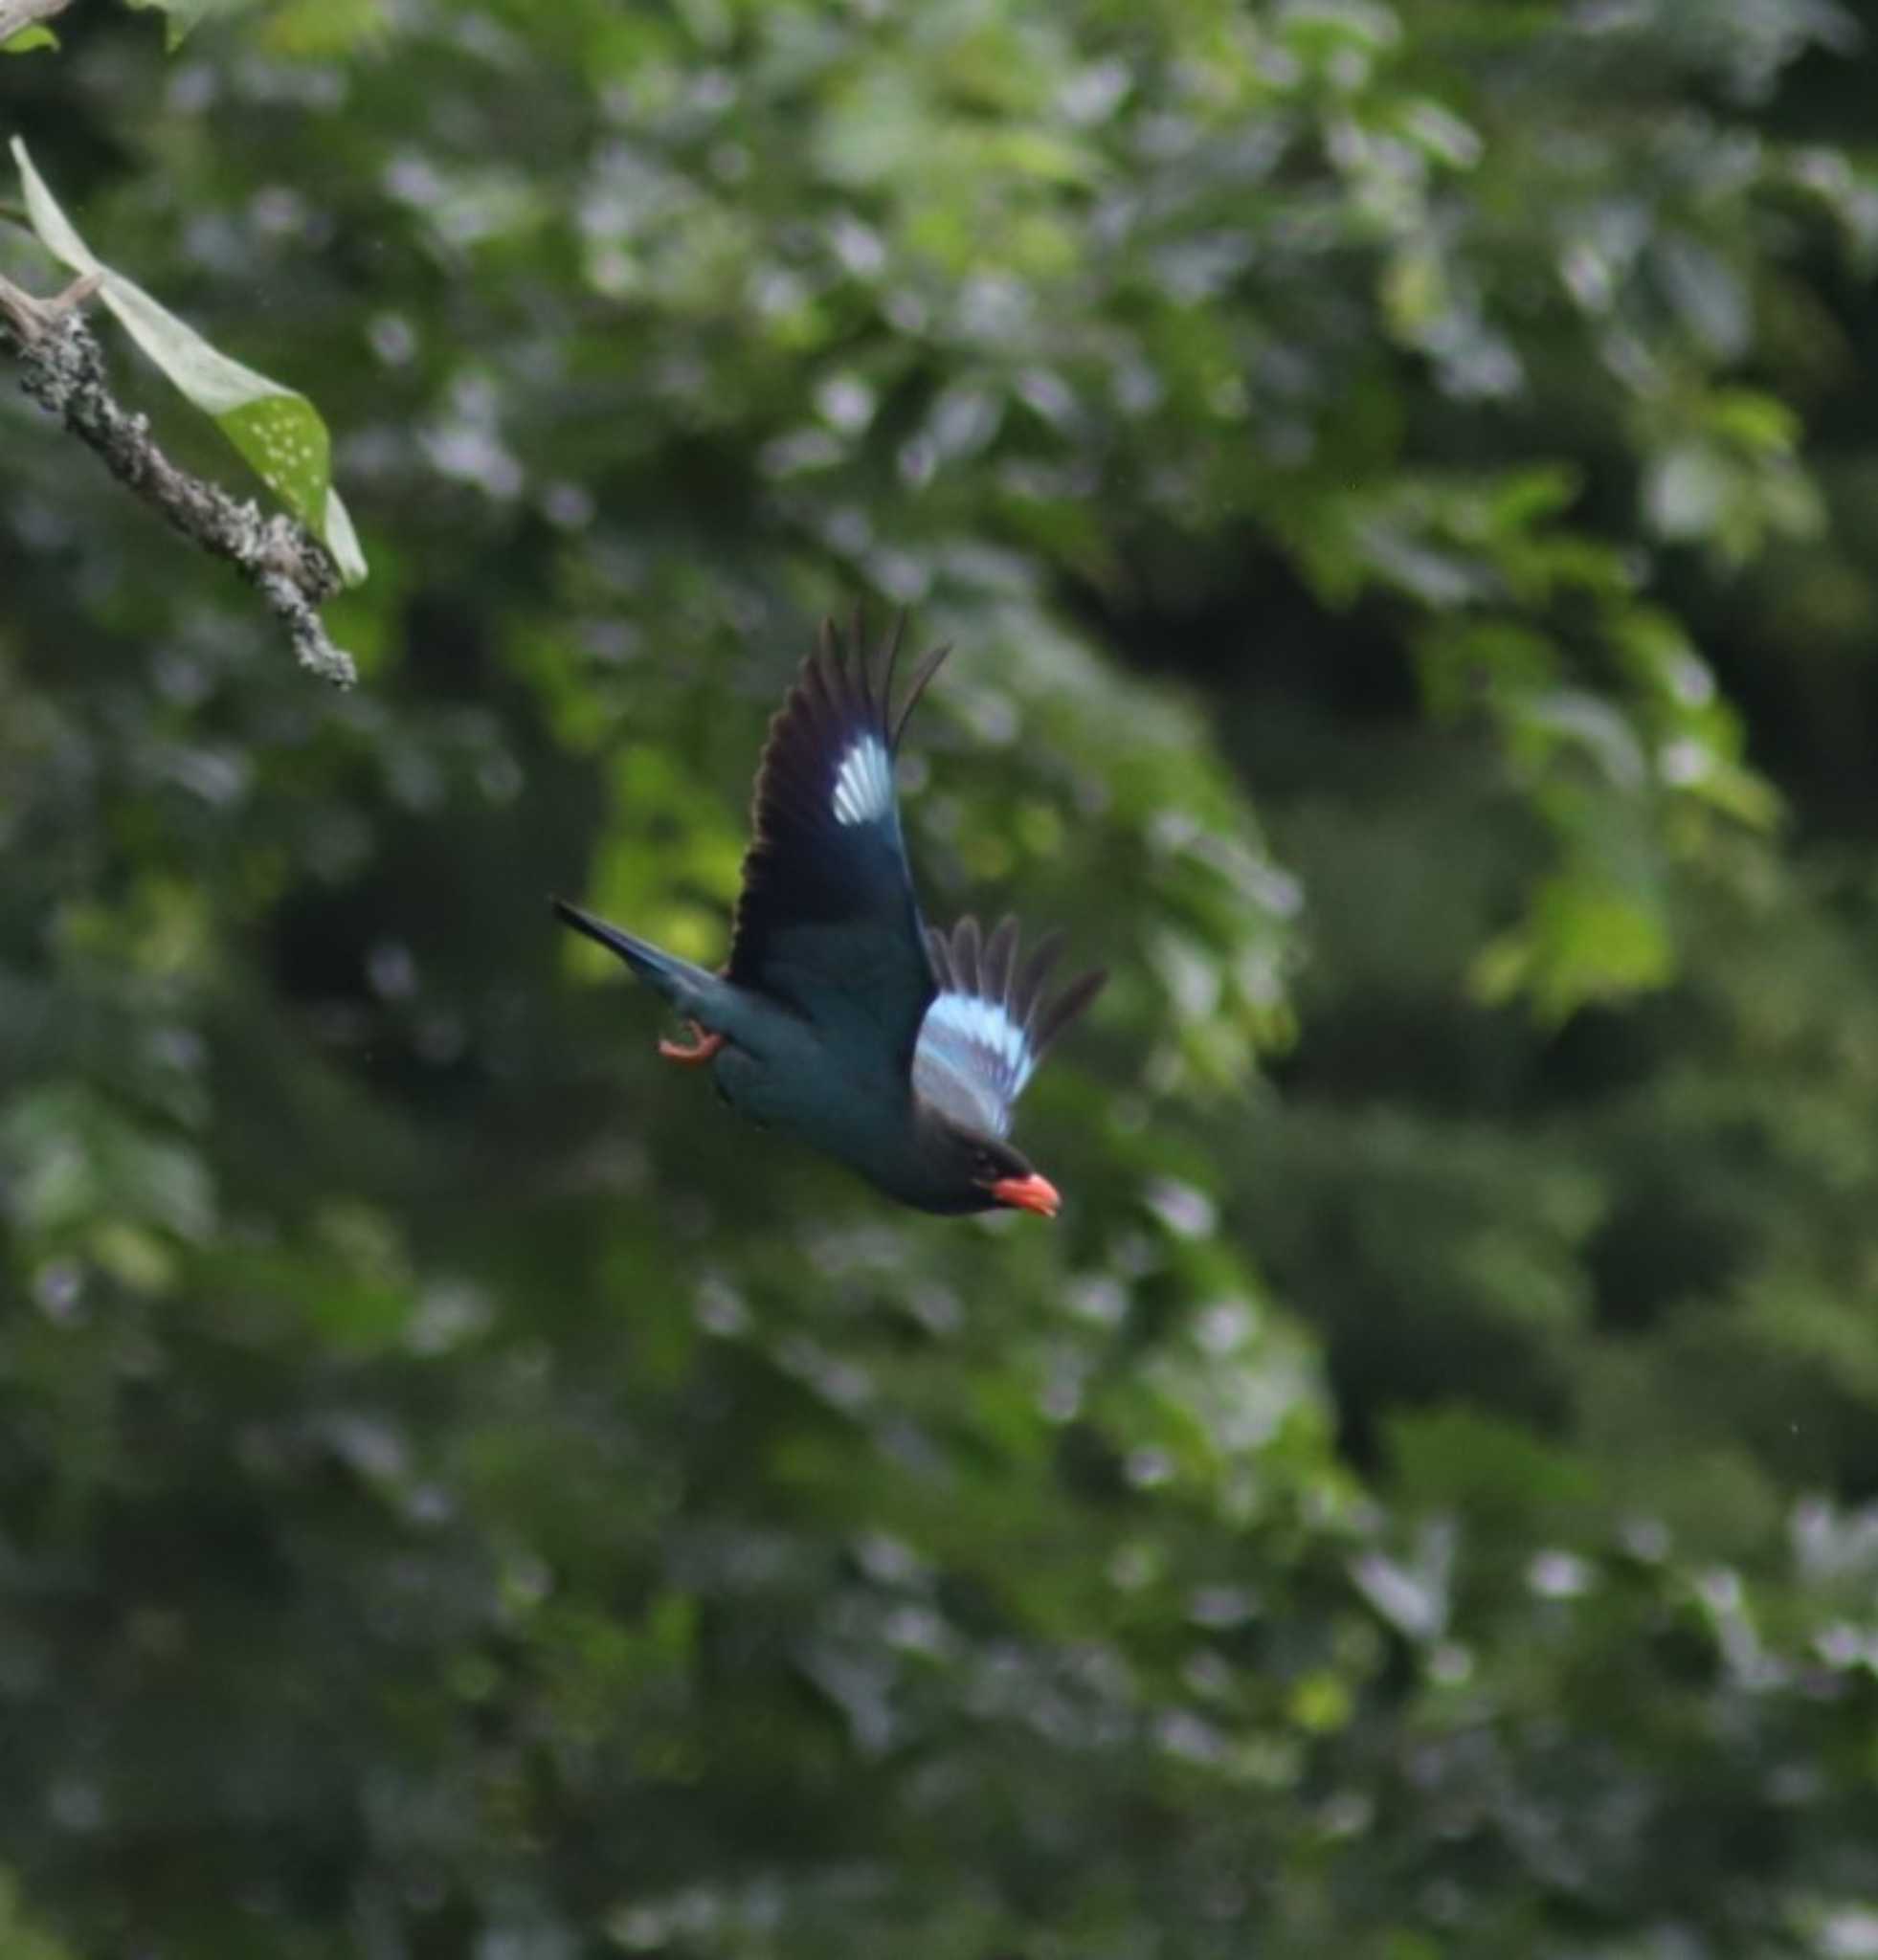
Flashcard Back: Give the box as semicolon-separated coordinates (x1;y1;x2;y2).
912;915;1107;1137
911;988;1033;1138
831;733;894;828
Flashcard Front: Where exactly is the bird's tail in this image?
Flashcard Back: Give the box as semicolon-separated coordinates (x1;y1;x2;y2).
551;898;718;1014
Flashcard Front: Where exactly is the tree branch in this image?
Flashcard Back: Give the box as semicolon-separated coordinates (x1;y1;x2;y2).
0;267;356;686
0;0;76;46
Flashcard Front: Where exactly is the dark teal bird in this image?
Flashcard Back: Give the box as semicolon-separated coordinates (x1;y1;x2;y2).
553;615;1105;1216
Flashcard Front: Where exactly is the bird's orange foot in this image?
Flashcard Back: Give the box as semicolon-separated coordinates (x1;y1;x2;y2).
658;1022;727;1065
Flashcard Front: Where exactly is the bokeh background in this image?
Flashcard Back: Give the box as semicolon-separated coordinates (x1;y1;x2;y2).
5;1;1878;1953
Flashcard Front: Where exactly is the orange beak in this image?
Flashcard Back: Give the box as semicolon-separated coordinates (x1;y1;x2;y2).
991;1171;1061;1219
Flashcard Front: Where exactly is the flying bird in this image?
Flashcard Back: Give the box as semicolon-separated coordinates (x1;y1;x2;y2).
553;615;1105;1216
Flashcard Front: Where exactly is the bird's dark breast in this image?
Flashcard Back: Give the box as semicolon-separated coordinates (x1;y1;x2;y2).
709;1036;977;1212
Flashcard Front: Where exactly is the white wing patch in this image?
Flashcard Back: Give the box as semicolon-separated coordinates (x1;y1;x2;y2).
924;992;1034;1091
830;734;894;827
912;989;1037;1137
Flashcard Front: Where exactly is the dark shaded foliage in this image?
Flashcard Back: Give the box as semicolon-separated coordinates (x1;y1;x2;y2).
5;2;1878;1955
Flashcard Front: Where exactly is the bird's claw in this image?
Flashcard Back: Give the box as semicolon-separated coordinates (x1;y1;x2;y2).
658;1022;727;1065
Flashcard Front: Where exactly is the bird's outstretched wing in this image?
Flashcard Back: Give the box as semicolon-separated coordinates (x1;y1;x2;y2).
913;915;1106;1138
727;613;951;1077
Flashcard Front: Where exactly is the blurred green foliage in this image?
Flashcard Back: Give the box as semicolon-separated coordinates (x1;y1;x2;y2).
5;0;1878;1954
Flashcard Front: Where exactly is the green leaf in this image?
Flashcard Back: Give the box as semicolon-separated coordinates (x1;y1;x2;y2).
219;393;331;540
1644;443;1726;541
9;137;367;586
1;25;58;53
1472;872;1674;1018
122;0;254;52
256;0;385;56
0;1873;78;1960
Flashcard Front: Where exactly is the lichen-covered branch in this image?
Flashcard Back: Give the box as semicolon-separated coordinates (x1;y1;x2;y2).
0;269;356;687
0;0;76;49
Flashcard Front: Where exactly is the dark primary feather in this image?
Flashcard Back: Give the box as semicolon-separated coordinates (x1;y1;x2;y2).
914;912;1107;1139
727;612;952;1077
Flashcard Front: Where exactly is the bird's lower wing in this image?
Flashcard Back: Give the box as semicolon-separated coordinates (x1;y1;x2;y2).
913;915;1107;1136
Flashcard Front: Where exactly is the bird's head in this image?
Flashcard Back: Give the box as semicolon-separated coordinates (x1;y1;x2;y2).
934;1122;1061;1219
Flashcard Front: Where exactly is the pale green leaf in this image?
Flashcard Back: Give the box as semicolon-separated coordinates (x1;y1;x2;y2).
1;24;58;52
123;0;256;52
10;138;367;586
320;485;369;587
1644;444;1726;541
257;0;385;56
0;1873;77;1960
220;394;331;543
